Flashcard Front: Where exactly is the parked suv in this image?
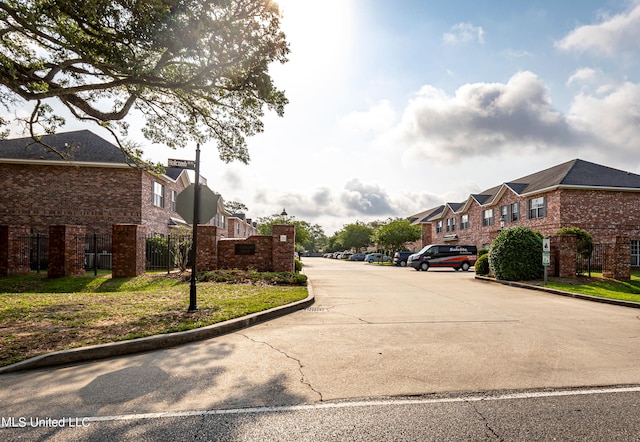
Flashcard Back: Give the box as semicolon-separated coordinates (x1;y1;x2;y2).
408;244;477;271
393;251;412;267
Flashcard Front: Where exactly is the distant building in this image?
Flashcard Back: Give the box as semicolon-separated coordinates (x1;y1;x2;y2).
410;159;640;266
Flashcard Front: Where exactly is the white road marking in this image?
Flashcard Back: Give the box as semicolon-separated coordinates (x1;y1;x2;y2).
5;385;638;427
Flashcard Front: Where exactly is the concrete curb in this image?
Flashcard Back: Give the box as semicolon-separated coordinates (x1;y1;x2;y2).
0;285;315;375
475;275;640;309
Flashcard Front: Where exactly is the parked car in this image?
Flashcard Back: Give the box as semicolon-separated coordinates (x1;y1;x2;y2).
393;251;413;267
349;253;366;261
365;253;391;263
341;252;353;260
408;244;477;271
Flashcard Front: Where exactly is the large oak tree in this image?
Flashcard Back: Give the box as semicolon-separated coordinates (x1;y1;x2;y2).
0;0;289;165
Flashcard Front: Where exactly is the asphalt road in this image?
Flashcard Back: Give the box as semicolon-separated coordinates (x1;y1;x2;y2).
1;257;640;440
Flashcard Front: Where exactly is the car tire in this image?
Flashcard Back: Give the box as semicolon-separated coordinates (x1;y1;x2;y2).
420;262;429;271
461;262;470;271
400;260;407;267
414;266;421;271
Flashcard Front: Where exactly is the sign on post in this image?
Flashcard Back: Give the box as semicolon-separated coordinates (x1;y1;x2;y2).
175;183;219;224
168;158;196;170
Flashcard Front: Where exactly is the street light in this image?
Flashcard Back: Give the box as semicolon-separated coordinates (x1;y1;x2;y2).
281;208;288;223
499;214;506;231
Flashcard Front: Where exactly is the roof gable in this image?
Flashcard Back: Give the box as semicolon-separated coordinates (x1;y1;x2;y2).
0;130;131;164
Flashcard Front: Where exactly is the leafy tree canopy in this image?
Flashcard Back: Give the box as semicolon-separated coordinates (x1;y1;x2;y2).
224;200;249;215
338;221;373;253
256;213;311;250
373;218;421;253
0;0;289;166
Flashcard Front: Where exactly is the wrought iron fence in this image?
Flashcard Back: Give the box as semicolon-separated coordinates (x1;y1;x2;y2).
14;232;194;275
27;233;49;272
84;232;113;274
576;242;604;276
145;233;192;273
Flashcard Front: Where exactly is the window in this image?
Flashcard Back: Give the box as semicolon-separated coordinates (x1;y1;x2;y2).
500;205;509;223
436;220;443;233
152;181;165;208
170;190;176;211
511;202;520;222
460;214;469;230
632;240;640;266
528;197;546;219
483;209;494;226
446;218;456;232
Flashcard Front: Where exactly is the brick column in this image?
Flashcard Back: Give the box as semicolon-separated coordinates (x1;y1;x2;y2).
551;234;577;278
421;224;432;249
112;224;146;278
48;225;86;278
603;236;630;280
0;225;30;276
272;224;295;272
196;225;218;271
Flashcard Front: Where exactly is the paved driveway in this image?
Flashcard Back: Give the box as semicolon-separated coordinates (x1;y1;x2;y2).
1;257;639;419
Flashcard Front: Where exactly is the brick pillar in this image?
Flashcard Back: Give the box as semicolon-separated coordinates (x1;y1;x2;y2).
422;224;432;249
196;225;218;271
551;234;577;278
112;224;146;278
272;224;295;272
603;236;630;280
0;225;30;276
48;225;86;278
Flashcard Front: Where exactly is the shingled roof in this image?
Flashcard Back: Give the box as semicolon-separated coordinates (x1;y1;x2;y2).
410;159;640;223
0;130;131;164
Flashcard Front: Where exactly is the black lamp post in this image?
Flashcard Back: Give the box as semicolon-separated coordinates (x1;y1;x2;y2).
499;215;506;231
280;208;288;223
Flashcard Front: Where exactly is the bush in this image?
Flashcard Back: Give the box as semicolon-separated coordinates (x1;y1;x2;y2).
475;254;490;275
197;270;307;285
295;258;303;273
489;226;543;281
478;248;489;257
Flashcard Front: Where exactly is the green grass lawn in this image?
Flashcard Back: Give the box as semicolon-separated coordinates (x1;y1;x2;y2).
0;272;308;367
536;270;640;303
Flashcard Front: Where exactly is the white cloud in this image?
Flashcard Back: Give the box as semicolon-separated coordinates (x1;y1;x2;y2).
555;3;640;56
443;23;485;45
341;179;397;216
338;100;397;135
567;67;601;86
388;71;583;162
569;81;640;160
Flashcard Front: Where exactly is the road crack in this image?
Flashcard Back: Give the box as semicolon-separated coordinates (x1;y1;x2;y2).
238;333;323;401
466;399;502;440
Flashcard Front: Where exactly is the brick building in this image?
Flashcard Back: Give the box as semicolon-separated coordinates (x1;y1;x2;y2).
410;159;640;265
0;130;235;236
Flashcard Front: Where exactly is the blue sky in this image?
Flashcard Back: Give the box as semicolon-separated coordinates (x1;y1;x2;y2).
225;0;640;234
8;0;640;235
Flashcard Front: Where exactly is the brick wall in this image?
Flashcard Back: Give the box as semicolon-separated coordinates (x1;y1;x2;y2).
196;225;218;271
426;188;640;249
0;163;186;235
218;236;274;272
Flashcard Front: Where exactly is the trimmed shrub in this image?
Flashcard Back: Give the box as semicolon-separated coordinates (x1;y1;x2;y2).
474;253;490;275
489;226;543;281
295;258;303;273
478;248;489;257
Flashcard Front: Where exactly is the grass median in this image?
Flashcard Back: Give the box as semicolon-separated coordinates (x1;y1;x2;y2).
0;271;308;368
